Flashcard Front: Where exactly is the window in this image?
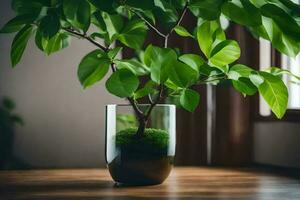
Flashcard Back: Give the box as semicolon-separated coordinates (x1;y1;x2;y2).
259;39;300;121
282;54;300;109
259;38;272;117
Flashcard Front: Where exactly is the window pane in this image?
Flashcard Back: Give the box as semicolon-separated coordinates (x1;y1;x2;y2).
259;38;272;116
282;54;300;109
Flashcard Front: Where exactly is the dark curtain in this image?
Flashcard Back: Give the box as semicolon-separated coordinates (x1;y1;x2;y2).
212;25;259;166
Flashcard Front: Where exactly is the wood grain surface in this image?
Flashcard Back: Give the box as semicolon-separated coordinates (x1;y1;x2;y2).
0;167;300;200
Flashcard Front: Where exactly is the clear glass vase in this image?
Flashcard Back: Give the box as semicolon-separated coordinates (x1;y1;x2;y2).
105;104;176;185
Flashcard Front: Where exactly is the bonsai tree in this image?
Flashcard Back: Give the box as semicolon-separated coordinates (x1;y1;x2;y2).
1;0;300;138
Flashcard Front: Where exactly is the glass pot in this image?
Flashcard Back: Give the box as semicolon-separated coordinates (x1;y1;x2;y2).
105;104;176;185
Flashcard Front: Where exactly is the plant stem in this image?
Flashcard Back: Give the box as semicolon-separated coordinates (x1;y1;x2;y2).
167;3;189;37
66;27;147;137
133;2;189;137
135;85;164;138
129;1;189;44
197;75;227;84
62;26;148;137
148;94;154;104
127;97;145;120
164;35;169;48
110;63;145;122
129;8;167;38
143;2;189;117
145;85;163;120
63;4;190;138
135;117;147;138
63;28;108;52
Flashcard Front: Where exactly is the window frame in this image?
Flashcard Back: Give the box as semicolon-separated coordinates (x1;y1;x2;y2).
254;47;300;122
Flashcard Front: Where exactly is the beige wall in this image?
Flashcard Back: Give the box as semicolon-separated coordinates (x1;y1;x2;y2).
0;0;124;168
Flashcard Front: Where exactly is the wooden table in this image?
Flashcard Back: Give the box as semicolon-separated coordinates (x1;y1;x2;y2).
0;167;300;199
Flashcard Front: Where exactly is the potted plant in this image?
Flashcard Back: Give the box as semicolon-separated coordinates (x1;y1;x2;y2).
1;0;300;185
0;97;24;169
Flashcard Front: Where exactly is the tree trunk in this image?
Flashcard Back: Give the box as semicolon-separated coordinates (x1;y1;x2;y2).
135;119;147;138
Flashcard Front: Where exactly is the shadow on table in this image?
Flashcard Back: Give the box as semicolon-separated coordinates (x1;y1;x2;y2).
0;180;242;200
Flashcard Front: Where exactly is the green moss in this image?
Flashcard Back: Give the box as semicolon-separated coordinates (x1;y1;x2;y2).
116;128;169;155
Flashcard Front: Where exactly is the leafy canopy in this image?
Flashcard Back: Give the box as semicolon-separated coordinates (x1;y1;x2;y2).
2;0;300;118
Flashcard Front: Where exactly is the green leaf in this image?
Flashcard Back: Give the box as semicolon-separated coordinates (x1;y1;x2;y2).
180;89;200;112
63;0;91;32
258;71;288;119
101;12;124;42
88;0;115;13
10;114;24;126
165;79;181;91
199;63;221;77
90;32;110;44
169;61;199;88
179;54;205;73
134;80;157;99
11;0;50;14
140;10;156;25
268;67;300;81
222;0;262;27
35;31;71;55
144;45;177;84
250;73;264;87
35;29;44;51
90;11;111;44
124;0;154;10
45;34;69;55
153;0;178;28
174;25;194;38
189;0;223;20
11;25;34;67
2;97;16;111
91;11;107;33
228;64;253;80
78;50;111;88
267;17;299;57
232;78;257;96
106;68;139;98
261;3;300;40
38;14;60;39
197;21;221;58
277;0;300;15
0;14;37;33
118;19;148;49
115;59;149;76
250;8;300;57
108;47;123;59
209;40;241;71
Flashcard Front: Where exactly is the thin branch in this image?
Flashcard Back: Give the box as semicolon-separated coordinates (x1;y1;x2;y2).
164;2;189;48
143;3;189;118
109;63;144;118
127;7;170;112
63;28;108;52
197;76;227;84
145;85;164;120
95;2;189;126
110;63;116;73
164;35;169;48
128;97;145;120
149;3;188;115
129;8;167;38
148;94;154;104
167;2;189;37
64;27;147;127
